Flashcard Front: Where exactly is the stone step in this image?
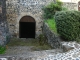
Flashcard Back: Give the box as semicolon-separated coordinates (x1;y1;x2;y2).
0;49;63;60
0;57;37;60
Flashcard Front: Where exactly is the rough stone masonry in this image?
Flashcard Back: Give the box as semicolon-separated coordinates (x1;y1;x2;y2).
0;0;9;45
0;0;78;45
6;0;55;38
0;0;55;45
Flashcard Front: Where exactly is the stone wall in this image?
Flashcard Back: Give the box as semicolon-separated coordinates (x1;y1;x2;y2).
71;0;80;3
62;2;78;11
6;0;55;38
0;0;9;45
6;0;78;38
43;23;62;49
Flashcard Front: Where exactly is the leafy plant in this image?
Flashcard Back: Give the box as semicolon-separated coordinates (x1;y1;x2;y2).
0;46;6;54
76;34;80;42
38;34;47;45
54;11;80;41
42;0;62;19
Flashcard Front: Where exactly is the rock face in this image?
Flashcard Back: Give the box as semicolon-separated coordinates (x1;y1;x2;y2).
6;0;55;38
43;23;62;49
62;45;74;52
0;0;9;45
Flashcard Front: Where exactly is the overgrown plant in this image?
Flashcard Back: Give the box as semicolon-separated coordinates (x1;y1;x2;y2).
0;46;6;54
76;34;80;42
42;0;62;19
55;11;80;41
38;34;47;45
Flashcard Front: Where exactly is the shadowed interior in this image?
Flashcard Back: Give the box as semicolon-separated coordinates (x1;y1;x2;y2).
19;16;36;38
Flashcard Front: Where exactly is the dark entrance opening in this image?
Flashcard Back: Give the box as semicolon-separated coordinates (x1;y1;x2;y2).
19;16;36;38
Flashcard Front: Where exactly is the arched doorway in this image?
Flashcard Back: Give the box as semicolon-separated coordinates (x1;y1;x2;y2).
19;16;36;38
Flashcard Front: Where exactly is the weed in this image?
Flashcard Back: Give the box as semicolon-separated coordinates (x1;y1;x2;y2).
0;46;6;54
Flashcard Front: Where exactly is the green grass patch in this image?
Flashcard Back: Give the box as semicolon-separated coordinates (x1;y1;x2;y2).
45;18;57;33
0;46;6;54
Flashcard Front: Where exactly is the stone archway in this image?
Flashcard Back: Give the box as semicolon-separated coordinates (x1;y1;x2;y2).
19;15;36;38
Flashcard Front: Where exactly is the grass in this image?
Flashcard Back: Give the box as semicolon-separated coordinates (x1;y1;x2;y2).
0;46;6;54
7;38;52;51
45;18;57;33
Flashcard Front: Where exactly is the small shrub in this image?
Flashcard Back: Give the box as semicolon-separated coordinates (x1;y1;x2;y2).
42;0;62;19
38;34;47;45
0;46;6;54
54;11;80;41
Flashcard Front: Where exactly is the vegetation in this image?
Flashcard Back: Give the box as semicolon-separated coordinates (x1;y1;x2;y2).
54;11;80;41
42;0;62;19
0;46;6;54
45;18;57;33
38;34;47;45
42;0;68;35
62;7;68;11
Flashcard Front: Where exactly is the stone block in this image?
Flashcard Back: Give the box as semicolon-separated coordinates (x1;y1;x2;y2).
62;45;74;52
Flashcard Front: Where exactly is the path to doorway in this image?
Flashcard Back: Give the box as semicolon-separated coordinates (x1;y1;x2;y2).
0;39;80;60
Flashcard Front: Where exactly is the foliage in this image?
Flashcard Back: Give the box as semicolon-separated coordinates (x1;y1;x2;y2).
37;34;52;50
56;0;62;6
62;7;68;11
0;46;6;54
54;11;80;41
45;18;57;33
42;0;62;19
38;34;47;45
